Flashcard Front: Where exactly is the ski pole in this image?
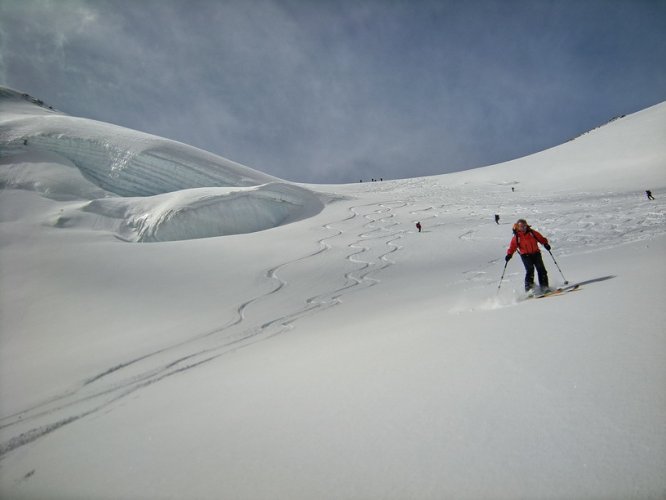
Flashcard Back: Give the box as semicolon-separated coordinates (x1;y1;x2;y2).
497;260;509;294
547;248;568;285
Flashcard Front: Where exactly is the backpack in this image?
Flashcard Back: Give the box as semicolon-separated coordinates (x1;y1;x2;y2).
512;221;533;249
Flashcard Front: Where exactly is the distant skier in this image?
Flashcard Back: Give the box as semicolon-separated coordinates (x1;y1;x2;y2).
505;219;551;293
494;214;500;224
416;222;422;233
646;190;655;200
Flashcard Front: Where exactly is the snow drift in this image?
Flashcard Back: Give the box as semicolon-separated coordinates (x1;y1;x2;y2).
0;87;324;240
73;183;324;242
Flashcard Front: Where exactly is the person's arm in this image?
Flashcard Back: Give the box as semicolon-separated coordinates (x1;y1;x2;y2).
506;236;517;260
533;230;550;250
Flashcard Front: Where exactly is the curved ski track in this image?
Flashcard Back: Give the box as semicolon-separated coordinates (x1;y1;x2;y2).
0;201;406;458
5;187;662;458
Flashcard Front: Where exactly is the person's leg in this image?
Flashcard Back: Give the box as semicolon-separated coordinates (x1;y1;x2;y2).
534;252;549;289
520;254;535;291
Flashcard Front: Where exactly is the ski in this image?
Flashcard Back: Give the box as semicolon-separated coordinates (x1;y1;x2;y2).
532;283;580;299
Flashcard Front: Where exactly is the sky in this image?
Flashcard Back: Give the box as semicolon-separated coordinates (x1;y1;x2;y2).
1;0;665;184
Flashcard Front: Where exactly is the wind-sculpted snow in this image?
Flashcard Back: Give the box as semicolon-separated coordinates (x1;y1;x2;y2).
0;87;324;239
0;150;109;201
0;116;278;197
76;183;324;242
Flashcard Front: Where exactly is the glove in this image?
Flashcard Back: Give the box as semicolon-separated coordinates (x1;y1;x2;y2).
544;244;551;251
505;254;512;262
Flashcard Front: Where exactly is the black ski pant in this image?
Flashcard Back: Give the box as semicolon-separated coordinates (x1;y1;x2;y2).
520;252;549;291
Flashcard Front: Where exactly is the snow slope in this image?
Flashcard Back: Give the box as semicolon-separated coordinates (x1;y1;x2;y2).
1;89;665;499
442;103;665;193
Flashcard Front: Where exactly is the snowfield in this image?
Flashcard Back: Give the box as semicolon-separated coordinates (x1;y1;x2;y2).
1;87;665;499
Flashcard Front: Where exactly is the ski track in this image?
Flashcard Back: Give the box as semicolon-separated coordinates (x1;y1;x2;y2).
0;200;407;458
2;189;664;458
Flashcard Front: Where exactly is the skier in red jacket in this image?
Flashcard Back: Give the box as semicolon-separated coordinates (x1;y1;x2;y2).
505;219;551;292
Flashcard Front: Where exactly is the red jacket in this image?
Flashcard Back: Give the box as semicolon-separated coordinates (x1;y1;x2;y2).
507;229;548;256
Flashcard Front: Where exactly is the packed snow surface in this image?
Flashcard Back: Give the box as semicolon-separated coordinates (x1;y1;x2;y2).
1;87;665;499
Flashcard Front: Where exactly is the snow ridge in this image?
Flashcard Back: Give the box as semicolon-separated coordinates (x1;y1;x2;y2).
2;132;278;197
80;183;324;242
0;87;325;240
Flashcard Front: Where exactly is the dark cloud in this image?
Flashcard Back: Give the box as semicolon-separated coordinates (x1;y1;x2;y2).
1;0;665;183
